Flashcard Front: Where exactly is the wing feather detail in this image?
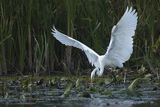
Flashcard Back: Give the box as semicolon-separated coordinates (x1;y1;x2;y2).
52;27;100;67
105;7;138;67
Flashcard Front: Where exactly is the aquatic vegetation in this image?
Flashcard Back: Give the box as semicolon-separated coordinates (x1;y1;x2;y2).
0;75;159;105
128;78;144;92
63;83;73;97
127;76;151;96
75;78;80;88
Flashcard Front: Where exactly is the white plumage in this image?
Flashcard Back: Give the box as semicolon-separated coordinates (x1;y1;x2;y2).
52;7;138;79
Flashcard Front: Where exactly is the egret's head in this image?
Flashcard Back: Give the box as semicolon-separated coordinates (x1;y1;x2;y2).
97;70;103;77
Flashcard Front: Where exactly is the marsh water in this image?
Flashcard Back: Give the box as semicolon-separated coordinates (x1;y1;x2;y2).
0;76;160;107
1;99;160;107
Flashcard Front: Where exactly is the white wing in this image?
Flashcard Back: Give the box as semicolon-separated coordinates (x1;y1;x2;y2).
105;7;138;68
52;27;100;67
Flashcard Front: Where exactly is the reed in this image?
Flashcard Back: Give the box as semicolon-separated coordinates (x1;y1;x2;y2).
0;0;159;75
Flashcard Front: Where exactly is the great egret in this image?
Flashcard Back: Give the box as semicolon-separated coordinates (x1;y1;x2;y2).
52;7;138;80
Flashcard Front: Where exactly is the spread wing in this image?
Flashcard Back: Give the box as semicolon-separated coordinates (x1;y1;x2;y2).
105;7;138;68
52;27;100;67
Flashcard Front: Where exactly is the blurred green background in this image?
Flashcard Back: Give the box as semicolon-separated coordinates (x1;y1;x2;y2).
0;0;160;76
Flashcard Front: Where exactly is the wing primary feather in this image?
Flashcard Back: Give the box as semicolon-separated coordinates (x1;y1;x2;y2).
105;7;138;68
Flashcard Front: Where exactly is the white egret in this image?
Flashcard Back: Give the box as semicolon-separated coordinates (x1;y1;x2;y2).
52;7;138;80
